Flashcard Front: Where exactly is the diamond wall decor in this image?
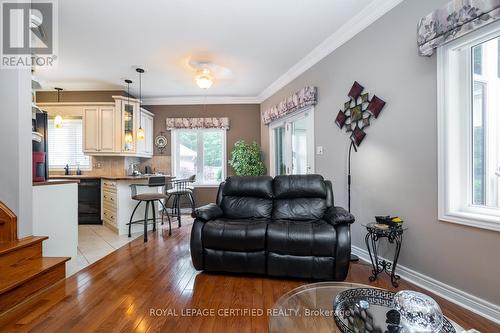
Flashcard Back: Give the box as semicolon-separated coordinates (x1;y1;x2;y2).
335;81;386;146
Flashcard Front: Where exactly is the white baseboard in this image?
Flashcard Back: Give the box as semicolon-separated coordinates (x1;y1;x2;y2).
351;245;500;325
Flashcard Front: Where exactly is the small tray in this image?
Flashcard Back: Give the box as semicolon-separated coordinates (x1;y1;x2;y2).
333;288;456;333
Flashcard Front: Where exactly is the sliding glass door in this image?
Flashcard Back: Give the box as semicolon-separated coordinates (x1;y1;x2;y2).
270;109;314;176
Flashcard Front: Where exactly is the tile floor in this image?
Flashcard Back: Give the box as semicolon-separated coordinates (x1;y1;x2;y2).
65;225;141;276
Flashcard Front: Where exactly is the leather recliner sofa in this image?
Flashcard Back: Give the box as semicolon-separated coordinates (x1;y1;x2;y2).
190;174;355;280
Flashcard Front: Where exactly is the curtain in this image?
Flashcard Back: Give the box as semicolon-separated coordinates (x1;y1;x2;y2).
262;86;317;125
417;0;500;56
166;117;229;130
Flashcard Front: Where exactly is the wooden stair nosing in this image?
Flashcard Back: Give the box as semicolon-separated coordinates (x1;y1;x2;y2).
0;236;48;256
0;257;70;295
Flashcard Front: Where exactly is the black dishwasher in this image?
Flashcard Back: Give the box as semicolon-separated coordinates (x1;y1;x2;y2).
78;179;102;225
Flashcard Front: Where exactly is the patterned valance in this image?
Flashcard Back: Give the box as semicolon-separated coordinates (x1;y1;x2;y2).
166;117;230;130
262;86;317;125
417;0;500;56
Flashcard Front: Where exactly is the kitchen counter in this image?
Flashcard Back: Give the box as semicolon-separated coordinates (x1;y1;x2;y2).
33;179;80;186
50;175;158;180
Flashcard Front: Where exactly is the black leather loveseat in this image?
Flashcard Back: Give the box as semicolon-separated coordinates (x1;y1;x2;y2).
190;175;354;280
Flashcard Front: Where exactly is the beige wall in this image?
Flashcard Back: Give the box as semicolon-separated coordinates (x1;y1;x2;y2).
261;0;500;306
36;90;127;103
146;104;261;206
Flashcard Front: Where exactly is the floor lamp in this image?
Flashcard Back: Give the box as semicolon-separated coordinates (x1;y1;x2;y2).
334;81;387;263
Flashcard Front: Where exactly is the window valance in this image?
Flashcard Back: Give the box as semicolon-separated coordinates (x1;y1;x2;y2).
417;0;500;56
262;86;317;125
166;117;230;130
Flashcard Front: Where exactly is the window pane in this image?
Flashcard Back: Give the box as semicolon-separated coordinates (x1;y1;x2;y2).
203;131;223;183
472;81;486;205
473;44;482;75
177;131;198;179
471;38;500;208
274;126;286;175
48;118;90;169
291;118;308;174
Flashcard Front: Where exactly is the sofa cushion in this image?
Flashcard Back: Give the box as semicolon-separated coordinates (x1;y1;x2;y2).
221;196;273;219
267;253;334;279
272;175;328;220
272;198;327;220
204;249;266;274
273;175;327;199
223;176;273;198
221;176;274;219
202;219;267;251
267;220;336;256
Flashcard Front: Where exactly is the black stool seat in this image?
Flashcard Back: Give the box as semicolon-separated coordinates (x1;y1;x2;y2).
166;188;192;195
128;176;172;242
133;193;168;201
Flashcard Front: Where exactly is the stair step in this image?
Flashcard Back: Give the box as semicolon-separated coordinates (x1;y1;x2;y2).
0;257;69;314
0;236;47;256
0;256;69;295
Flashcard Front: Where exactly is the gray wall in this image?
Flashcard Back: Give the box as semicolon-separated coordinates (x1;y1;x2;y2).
0;68;33;237
261;0;500;305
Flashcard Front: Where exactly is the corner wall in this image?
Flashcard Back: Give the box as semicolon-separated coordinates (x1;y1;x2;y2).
260;0;500;306
0;68;33;237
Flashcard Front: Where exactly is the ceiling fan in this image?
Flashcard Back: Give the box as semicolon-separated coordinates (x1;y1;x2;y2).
187;60;234;89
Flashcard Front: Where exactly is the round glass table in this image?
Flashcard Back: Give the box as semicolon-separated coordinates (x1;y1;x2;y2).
268;282;464;333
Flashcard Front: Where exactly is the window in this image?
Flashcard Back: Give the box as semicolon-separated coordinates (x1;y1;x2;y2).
438;21;500;231
269;108;315;176
171;129;226;185
48;118;91;170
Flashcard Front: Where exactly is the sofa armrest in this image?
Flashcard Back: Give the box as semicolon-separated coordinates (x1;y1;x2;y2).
324;206;355;226
193;203;223;222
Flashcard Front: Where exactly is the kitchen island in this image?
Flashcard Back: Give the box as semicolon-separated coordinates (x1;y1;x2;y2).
32;179;79;258
51;175;167;235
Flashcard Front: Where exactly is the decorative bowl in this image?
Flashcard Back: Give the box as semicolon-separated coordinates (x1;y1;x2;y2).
394;290;443;333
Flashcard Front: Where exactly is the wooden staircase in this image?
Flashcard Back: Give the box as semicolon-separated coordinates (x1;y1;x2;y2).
0;202;70;315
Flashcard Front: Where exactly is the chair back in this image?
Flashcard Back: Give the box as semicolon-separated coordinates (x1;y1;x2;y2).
148;176;167;187
171;175;195;192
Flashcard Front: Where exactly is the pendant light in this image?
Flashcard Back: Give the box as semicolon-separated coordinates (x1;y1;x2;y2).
124;79;133;145
136;68;145;141
54;87;64;128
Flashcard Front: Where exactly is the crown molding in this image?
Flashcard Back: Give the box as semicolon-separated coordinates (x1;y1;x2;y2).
257;0;405;102
142;96;261;105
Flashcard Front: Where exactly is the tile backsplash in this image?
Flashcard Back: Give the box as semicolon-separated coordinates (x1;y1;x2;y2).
49;155;171;177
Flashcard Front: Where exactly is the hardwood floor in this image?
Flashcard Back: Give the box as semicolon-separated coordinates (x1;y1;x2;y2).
0;217;497;333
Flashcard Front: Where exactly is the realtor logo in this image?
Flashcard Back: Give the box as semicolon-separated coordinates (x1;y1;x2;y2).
1;0;58;68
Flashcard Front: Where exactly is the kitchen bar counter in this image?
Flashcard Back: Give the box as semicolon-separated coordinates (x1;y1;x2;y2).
33;179;80;186
50;175;156;180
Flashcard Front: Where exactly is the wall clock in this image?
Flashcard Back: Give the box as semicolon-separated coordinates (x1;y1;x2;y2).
154;132;167;154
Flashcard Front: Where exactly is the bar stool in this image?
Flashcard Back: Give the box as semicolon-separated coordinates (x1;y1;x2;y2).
165;175;196;228
128;176;172;242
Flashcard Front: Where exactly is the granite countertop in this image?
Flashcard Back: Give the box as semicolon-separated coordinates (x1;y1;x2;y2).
49;175;171;181
33;179;81;186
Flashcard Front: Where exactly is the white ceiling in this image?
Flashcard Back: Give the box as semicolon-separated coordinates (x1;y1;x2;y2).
34;0;389;102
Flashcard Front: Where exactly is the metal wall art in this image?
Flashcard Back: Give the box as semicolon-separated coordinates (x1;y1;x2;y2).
335;81;386;146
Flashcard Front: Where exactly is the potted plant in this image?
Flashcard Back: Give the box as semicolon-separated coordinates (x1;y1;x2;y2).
229;140;266;176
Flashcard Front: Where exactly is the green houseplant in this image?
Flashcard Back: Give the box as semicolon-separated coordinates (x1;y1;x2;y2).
229;140;266;176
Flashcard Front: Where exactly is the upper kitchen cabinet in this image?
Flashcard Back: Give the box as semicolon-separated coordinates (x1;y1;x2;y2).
38;96;154;158
82;106;116;153
136;108;154;157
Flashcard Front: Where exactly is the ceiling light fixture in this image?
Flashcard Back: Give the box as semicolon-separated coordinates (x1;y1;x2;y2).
136;68;145;141
195;68;213;89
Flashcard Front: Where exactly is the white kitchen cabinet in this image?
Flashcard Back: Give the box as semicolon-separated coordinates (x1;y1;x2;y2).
83;107;99;152
136;108;154;158
39;96;153;158
83;106;116;154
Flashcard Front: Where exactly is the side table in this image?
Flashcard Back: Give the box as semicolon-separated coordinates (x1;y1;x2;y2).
363;222;407;287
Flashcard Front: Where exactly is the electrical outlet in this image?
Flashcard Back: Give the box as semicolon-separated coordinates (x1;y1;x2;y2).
316;146;324;155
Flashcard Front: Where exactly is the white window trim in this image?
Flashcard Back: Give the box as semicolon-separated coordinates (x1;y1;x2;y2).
437;21;500;232
268;106;315;177
48;117;92;171
170;128;227;187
